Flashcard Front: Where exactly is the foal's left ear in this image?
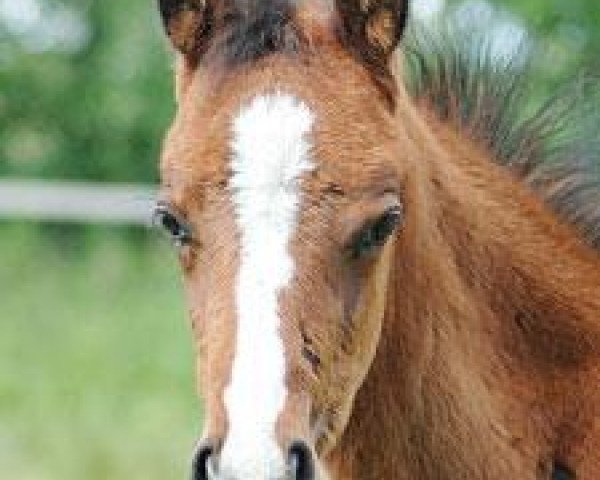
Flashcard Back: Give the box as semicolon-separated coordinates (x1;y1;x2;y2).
336;0;409;67
158;0;211;59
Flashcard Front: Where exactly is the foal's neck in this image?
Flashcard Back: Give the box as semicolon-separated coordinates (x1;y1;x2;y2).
326;95;600;480
426;114;600;365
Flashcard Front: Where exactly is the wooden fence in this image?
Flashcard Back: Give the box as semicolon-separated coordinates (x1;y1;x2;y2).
0;180;156;225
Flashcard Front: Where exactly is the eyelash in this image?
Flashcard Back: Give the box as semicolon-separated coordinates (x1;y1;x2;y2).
152;204;193;247
350;206;404;259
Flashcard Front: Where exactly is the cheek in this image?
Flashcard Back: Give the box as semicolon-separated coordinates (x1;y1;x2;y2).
184;265;238;438
183;251;236;371
328;240;395;369
174;55;196;101
183;262;209;342
341;261;362;322
345;240;395;370
179;245;197;274
311;242;395;448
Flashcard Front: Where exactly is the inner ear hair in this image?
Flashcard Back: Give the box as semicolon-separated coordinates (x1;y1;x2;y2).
159;0;213;58
336;0;409;65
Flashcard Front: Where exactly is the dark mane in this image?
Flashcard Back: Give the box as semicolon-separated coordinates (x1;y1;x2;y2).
404;21;600;250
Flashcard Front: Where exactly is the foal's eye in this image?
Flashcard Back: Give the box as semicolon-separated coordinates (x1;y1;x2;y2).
351;206;404;259
152;203;192;247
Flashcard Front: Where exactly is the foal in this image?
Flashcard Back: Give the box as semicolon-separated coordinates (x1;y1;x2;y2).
154;0;600;478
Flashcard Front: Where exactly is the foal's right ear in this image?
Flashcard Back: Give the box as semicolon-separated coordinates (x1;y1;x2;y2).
336;0;409;68
158;0;212;59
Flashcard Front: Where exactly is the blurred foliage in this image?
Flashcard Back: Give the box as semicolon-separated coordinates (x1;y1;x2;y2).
493;0;600;73
445;0;600;91
0;0;173;182
0;0;598;182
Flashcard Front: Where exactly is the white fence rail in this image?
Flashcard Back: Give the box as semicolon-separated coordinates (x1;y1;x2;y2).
0;180;157;225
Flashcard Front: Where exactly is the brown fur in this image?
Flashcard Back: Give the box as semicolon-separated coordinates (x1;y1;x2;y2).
157;1;600;478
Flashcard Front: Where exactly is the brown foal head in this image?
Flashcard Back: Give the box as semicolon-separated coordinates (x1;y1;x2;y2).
156;0;410;478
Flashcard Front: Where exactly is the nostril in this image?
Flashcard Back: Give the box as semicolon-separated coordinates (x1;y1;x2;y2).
192;441;217;480
288;440;315;480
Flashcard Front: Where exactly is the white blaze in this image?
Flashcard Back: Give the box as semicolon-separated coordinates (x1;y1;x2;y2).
222;94;315;478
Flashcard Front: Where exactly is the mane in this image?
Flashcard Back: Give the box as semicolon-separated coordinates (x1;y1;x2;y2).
403;21;600;251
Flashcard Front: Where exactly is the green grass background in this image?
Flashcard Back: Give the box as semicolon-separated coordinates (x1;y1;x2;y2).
0;223;200;480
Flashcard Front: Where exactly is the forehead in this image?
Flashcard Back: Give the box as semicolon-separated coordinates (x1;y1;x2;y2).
160;56;401;204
